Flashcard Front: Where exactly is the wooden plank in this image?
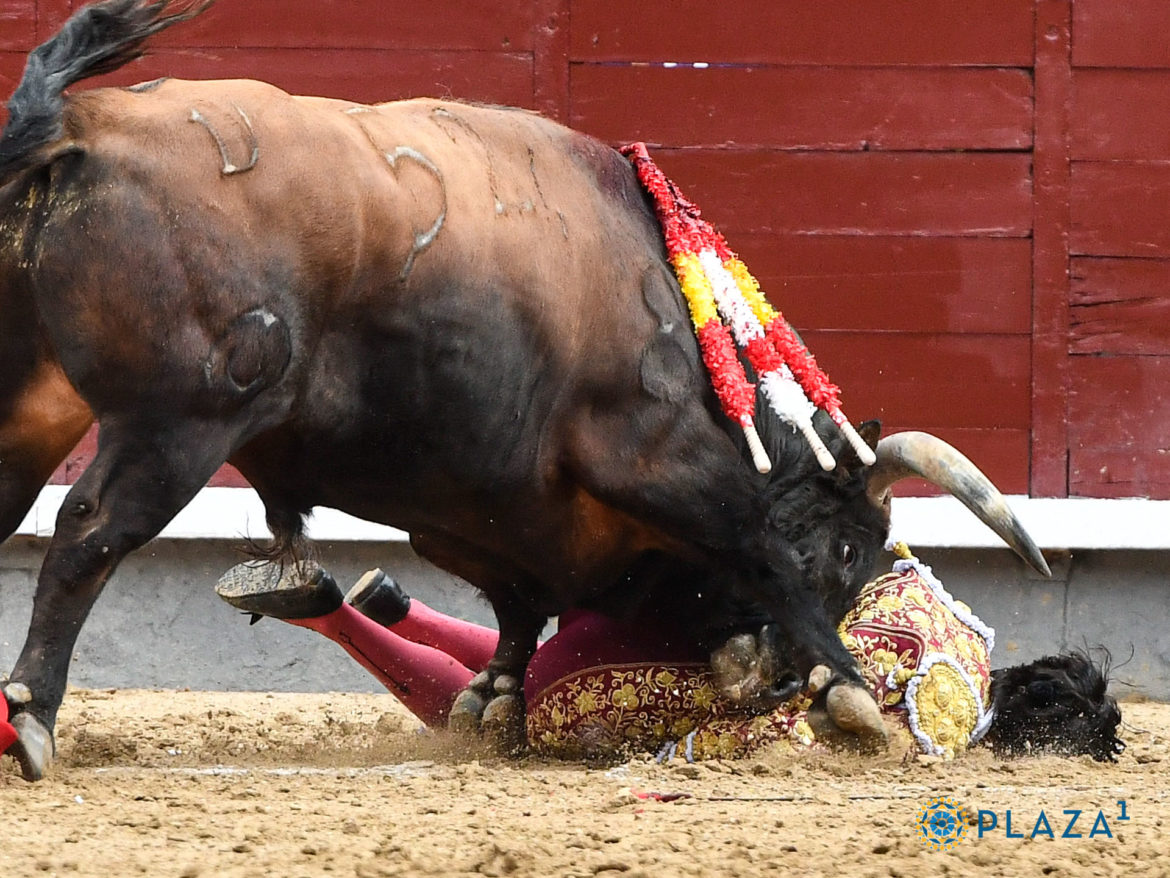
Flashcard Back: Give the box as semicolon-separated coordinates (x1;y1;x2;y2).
570;65;1032;151
1073;0;1170;69
52;332;1030;487
1069;357;1170;499
208;464;250;489
36;0;72;39
0;51;25;116
1072;70;1170;161
84;48;535;108
0;1;35;50
532;0;570;122
1071;355;1168;453
1070;448;1170;500
52;437;1030;495
1071;299;1170;357
153;0;535;51
649;150;1032;237
732;236;1032;334
1071;256;1170;306
1070;162;1170;258
572;0;1034;66
53;430;1025;495
799;332;1032;432
1070;257;1170;356
1031;0;1072;497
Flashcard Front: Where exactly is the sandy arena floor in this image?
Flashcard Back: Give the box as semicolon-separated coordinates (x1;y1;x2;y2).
0;689;1165;877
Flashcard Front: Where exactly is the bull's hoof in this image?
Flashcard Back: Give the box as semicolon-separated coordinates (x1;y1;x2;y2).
710;630;801;712
809;680;888;750
481;694;526;754
447;670;527;753
448;686;490;735
807;664;833;695
3;681;31;705
7;712;54;782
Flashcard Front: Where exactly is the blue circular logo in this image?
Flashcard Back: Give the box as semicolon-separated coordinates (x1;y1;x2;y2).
916;796;969;850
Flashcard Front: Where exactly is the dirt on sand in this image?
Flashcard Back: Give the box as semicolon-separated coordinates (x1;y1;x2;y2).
0;688;1166;878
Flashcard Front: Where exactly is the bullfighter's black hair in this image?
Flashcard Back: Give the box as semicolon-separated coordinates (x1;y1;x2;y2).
984;649;1124;763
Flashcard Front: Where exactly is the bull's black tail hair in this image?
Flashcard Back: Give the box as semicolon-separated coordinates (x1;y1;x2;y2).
0;0;211;183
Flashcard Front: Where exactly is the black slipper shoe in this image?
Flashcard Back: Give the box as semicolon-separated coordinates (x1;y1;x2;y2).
216;560;344;621
344;568;412;627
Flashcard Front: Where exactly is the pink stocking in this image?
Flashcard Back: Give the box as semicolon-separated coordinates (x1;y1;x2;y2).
292;603;475;727
390;600;500;673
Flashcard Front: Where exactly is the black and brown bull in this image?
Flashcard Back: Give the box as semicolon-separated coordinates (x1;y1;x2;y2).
0;0;1048;780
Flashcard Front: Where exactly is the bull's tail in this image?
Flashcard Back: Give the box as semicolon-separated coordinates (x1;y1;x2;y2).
0;0;210;183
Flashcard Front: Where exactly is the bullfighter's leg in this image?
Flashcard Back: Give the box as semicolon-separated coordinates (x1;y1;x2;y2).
3;419;247;780
216;561;477;726
567;412;886;745
347;568;500;672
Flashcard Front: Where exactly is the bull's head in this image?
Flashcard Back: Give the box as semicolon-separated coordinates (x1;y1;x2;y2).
713;418;1049;738
764;418;1048;624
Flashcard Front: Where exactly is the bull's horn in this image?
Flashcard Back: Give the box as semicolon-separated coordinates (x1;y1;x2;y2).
867;431;1051;577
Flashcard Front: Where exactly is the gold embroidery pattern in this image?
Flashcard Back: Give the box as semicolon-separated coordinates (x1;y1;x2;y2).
840;569;992;758
912;661;979;757
526;568;991;760
526;662;813;760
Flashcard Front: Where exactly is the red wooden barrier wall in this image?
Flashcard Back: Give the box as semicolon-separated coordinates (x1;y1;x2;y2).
1068;0;1170;498
2;0;1165;499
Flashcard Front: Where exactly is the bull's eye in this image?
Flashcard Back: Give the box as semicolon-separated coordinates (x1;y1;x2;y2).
842;544;856;567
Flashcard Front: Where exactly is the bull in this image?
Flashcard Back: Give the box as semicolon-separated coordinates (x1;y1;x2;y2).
0;0;1048;781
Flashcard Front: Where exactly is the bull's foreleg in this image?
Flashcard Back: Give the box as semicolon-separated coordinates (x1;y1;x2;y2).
711;611;887;747
4;421;239;780
409;532;546;753
449;592;546;753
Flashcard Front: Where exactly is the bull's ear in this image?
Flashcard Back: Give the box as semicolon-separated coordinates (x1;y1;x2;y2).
856;419;881;451
836;419;881;473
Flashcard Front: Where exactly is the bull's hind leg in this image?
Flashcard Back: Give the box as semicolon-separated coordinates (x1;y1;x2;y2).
0;419;92;543
4;420;241;780
0;362;93;542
